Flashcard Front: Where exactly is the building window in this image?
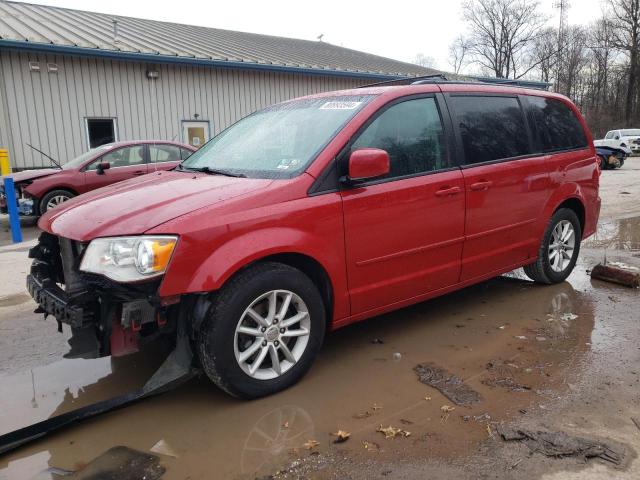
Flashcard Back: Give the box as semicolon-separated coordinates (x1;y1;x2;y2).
86;118;116;148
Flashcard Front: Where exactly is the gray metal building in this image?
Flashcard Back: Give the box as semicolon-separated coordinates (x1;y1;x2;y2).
0;1;435;170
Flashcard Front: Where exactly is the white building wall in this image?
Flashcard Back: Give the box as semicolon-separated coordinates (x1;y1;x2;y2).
0;49;363;169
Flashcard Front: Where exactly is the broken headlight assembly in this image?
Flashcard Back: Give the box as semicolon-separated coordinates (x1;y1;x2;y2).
79;236;178;282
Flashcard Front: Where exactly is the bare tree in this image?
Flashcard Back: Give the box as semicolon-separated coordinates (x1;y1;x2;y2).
607;0;640;121
460;0;548;78
413;53;437;69
448;36;470;74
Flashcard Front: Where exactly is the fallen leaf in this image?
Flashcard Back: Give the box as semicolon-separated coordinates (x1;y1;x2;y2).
424;396;432;401
372;403;383;411
282;421;289;428
363;440;380;451
376;424;411;439
440;405;455;423
331;430;351;443
303;440;319;450
353;411;372;419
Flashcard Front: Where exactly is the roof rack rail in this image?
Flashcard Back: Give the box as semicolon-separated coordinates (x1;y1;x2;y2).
356;74;449;88
357;74;551;91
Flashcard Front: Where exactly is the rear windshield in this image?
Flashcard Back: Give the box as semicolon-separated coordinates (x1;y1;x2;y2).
621;129;640;136
181;95;374;179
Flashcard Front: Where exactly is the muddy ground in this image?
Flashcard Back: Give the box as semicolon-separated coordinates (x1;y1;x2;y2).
0;161;639;479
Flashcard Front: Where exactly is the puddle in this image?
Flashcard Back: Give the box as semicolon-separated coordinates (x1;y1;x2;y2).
584;215;640;251
0;267;600;480
0;293;31;308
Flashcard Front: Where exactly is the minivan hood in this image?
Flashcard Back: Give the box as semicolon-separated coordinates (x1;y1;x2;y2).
40;171;274;241
2;168;60;184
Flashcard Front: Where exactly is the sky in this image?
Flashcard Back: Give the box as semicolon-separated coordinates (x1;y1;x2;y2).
11;0;608;72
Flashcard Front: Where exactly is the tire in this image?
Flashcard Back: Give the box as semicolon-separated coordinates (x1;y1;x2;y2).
40;189;75;214
196;262;326;399
523;208;582;284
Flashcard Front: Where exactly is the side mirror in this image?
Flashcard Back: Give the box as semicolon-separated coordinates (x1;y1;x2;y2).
96;161;111;175
614;135;620;140
345;148;390;183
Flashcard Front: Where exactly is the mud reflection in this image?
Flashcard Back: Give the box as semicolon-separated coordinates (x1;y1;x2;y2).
1;272;597;480
241;405;314;474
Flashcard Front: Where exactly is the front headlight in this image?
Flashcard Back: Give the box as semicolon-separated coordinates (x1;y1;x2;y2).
79;236;178;282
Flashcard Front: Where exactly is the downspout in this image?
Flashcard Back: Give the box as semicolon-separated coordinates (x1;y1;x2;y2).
0;50;16;169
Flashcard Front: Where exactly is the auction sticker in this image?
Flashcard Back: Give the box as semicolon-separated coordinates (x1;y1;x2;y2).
320;101;362;110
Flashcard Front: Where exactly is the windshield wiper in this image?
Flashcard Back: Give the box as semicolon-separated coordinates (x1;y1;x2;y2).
188;166;246;178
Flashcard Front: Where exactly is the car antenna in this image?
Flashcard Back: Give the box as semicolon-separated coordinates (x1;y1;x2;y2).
25;143;62;169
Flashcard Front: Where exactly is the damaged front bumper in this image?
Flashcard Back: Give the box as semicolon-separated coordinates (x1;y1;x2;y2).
27;232;178;358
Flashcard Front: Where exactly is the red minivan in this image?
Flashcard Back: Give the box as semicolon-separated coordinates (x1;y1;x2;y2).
28;81;600;398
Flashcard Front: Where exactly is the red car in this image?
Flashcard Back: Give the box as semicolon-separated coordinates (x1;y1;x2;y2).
28;82;600;399
1;140;195;215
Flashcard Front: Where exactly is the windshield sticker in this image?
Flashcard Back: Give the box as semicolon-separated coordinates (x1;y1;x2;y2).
276;159;300;170
320;101;362;110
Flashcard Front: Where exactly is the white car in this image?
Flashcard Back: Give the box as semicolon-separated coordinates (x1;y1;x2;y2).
594;129;640;154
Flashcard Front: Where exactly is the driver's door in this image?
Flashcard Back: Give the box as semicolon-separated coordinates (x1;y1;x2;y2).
83;145;148;191
340;96;465;315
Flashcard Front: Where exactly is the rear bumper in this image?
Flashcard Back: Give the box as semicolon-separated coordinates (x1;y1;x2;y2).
26;273;87;327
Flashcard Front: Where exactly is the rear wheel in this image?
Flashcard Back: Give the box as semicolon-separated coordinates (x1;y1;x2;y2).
40;189;75;214
524;208;582;284
196;262;326;398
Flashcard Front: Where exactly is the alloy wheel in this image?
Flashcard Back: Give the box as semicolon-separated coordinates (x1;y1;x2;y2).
548;220;576;273
46;194;70;210
234;290;311;380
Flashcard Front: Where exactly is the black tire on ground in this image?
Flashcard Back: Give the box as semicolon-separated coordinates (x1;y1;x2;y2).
39;189;75;214
524;208;582;284
196;262;326;399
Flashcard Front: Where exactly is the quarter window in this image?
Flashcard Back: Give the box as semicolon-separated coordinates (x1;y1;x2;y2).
351;97;447;179
451;95;530;164
526;96;587;152
149;144;183;163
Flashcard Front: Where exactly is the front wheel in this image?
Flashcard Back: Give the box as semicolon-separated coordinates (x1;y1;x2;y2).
40;189;75;214
196;262;326;399
523;208;582;284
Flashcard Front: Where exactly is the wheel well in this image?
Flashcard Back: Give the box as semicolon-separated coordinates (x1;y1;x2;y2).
38;187;77;212
251;253;334;325
555;198;585;232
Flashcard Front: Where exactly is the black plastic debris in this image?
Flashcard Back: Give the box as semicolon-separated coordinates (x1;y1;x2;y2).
497;425;623;465
414;362;483;406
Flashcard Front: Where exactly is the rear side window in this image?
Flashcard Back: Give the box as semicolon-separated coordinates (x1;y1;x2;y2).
526;96;587;152
351;97;447;178
450;96;529;164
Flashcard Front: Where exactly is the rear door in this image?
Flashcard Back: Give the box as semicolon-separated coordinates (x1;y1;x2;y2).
340;95;465;315
447;94;550;281
83;144;148;191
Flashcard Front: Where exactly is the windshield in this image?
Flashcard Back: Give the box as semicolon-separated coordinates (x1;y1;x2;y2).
181;95;374;178
62;145;116;170
621;129;640;136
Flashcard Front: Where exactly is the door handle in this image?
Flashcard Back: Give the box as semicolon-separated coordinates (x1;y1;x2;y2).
469;181;492;191
133;170;146;176
435;186;462;197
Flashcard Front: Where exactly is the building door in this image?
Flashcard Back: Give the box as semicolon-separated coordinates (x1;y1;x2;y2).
182;121;210;148
86;118;116;148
